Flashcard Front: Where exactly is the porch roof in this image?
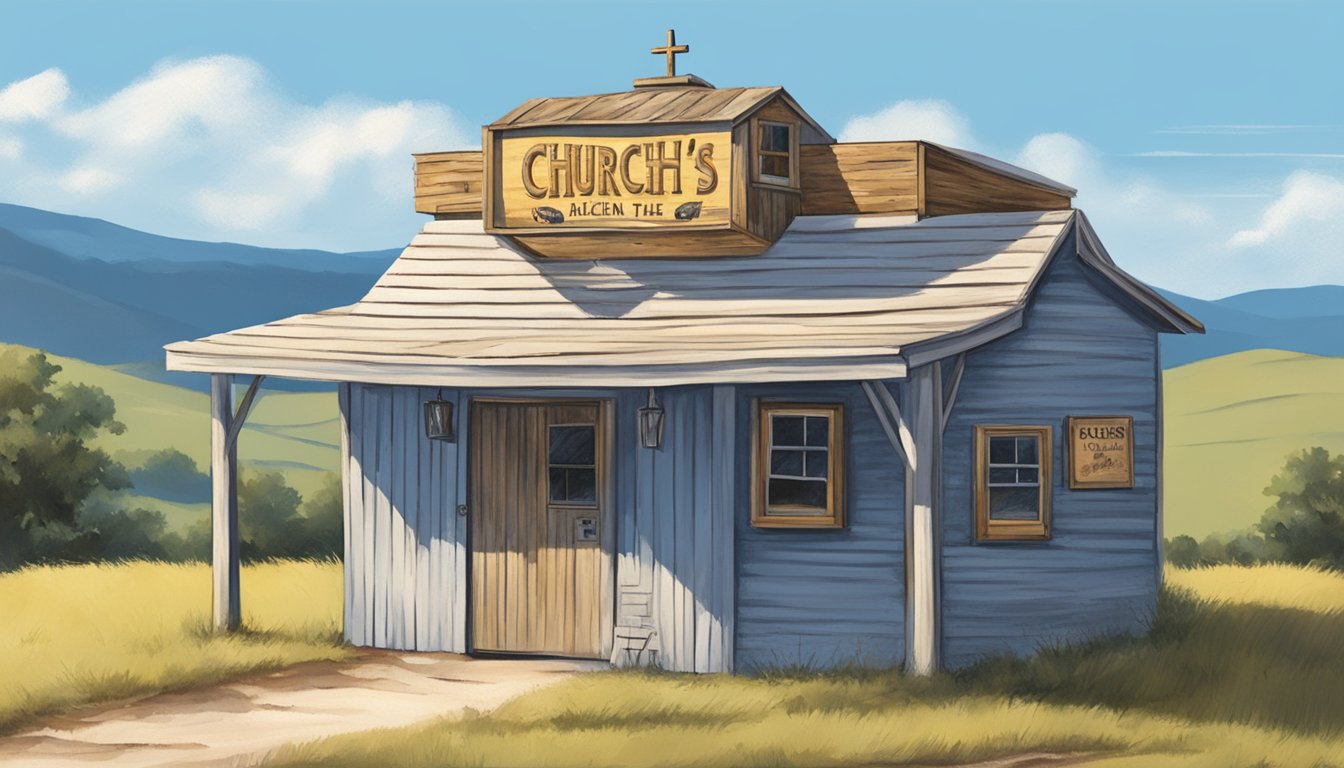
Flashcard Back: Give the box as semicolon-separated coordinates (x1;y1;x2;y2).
164;209;1192;387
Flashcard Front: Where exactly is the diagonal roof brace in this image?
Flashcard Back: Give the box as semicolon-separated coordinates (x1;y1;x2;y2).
224;375;265;452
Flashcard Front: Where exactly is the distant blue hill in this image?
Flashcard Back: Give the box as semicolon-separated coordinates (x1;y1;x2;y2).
0;205;400;390
0;203;397;273
1156;288;1344;367
1211;285;1344;320
0;203;1339;384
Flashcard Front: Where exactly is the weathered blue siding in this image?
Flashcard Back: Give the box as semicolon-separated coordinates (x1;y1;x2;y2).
733;382;906;672
344;383;736;671
343;232;1162;674
342;383;466;652
612;385;736;673
939;231;1161;667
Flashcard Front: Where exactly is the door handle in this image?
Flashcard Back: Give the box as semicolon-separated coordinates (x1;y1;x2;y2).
456;504;469;517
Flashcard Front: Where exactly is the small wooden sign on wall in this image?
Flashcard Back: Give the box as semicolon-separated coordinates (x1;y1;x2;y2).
1066;416;1134;489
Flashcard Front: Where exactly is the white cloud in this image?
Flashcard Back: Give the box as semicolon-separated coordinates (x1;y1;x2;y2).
0;68;69;122
1228;171;1344;248
57;56;264;150
838;99;971;146
1006;133;1230;293
0;57;470;249
1014;132;1095;191
1014;136;1344;294
0;136;20;159
188;98;460;231
60;166;120;194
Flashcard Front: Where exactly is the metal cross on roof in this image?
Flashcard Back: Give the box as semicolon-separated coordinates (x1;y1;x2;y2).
650;29;689;77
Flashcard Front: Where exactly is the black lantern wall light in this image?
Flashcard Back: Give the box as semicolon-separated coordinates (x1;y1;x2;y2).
423;389;456;442
639;388;665;449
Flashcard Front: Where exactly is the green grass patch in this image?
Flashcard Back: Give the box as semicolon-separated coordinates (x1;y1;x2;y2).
271;565;1344;768
0;559;350;736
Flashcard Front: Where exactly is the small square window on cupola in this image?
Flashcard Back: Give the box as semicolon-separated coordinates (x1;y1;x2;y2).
755;120;798;187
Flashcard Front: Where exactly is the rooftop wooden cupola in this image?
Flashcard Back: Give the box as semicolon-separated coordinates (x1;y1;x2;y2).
414;30;1076;259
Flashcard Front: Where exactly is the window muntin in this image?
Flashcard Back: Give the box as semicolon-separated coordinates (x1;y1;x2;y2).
753;403;844;528
548;424;597;504
975;425;1052;541
757;120;794;185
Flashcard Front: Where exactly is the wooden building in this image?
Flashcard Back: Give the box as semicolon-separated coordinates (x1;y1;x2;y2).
167;41;1201;675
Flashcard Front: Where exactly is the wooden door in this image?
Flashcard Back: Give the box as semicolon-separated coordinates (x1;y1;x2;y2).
469;401;607;658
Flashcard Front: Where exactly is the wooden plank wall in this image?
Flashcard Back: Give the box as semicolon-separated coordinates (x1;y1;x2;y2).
799;142;920;215
938;229;1161;667
343;383;467;652
414;151;483;216
412;142;1070;223
612;385;736;673
922;144;1073;217
733;381;906;672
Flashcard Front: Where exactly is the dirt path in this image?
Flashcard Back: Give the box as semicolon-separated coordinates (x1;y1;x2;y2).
0;651;604;768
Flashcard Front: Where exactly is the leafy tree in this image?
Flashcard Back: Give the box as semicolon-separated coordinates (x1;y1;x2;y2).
0;349;129;568
128;448;210;503
179;470;343;561
1258;447;1344;569
1165;534;1200;568
298;473;343;559
1166;447;1344;571
238;471;304;560
44;492;171;563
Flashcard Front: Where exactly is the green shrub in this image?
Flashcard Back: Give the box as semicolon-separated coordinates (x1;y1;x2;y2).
1168;446;1344;570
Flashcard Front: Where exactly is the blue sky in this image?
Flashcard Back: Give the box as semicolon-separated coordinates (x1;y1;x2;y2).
1;0;1341;298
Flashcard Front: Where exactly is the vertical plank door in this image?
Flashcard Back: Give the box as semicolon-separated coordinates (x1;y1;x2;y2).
471;401;606;658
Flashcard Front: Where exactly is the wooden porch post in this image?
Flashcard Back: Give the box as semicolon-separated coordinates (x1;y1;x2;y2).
211;373;241;631
862;360;951;677
904;363;943;676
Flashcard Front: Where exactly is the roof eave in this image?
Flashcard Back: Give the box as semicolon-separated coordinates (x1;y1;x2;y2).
1074;211;1204;334
164;348;910;387
737;86;835;143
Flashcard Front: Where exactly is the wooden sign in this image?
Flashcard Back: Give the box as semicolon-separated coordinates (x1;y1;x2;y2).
1067;416;1134;489
492;130;732;231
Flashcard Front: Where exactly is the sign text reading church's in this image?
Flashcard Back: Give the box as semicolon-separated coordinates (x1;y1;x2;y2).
496;132;732;229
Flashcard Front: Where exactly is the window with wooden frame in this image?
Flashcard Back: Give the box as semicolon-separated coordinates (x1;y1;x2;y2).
755;119;797;186
752;403;844;528
974;425;1052;541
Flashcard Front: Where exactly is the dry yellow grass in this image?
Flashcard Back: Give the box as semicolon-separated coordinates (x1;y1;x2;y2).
272;564;1344;768
273;672;1344;768
0;560;349;734
1166;562;1344;614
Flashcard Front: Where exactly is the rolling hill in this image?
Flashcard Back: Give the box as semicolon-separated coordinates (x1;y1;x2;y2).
1163;350;1344;538
0;343;338;531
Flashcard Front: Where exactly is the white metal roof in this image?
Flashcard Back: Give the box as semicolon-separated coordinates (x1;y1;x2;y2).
165;209;1188;387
